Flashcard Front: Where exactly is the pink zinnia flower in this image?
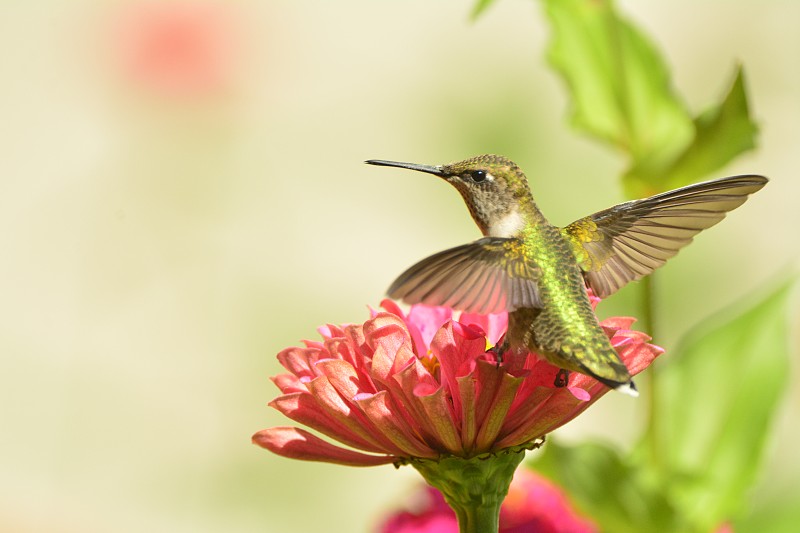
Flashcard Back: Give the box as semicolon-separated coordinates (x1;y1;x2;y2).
253;295;662;465
378;469;597;533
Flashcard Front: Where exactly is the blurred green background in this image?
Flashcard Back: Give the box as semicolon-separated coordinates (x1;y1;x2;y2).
1;1;797;531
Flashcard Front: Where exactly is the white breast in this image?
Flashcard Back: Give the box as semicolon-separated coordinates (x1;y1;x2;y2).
488;210;526;237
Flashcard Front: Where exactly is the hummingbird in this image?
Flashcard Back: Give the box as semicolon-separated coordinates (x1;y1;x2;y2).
366;154;767;396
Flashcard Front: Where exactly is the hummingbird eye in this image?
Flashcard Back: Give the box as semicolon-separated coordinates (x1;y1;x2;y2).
470;170;487;183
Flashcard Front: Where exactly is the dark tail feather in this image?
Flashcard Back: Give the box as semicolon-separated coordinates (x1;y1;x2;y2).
594;375;638;397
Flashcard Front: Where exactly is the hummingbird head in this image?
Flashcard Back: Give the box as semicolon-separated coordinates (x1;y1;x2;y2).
366;154;533;237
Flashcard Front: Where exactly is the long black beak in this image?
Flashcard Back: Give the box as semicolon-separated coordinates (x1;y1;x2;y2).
365;159;445;177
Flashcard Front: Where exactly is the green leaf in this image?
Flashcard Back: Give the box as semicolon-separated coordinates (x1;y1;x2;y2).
644;280;793;531
542;0;694;173
624;66;759;196
541;1;759;198
735;495;800;533
471;0;498;20
533;440;683;532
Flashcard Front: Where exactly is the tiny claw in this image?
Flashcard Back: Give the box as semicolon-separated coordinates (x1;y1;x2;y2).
554;369;570;388
488;338;509;367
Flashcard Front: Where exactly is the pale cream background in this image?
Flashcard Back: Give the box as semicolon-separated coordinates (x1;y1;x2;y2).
0;1;797;532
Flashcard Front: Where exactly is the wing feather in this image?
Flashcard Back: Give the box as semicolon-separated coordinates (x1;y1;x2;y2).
388;237;542;314
563;175;767;298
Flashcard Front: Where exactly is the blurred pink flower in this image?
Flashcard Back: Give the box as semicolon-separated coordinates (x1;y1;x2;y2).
111;1;241;98
378;469;597;533
253;295;662;465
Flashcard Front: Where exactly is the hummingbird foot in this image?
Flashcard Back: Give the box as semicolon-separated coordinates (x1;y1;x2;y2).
554;369;570;388
488;338;510;367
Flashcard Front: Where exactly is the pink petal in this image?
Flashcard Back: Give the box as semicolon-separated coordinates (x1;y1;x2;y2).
392;361;460;454
602;316;637;330
415;386;462;454
325;323;348;338
364;313;411;343
378;300;427;357
456;373;477;452
276;346;320;378
472;361;504;424
503;386;558;433
372;333;417;385
474;365;524;451
316;359;374;399
616;338;664;375
305;375;404;454
381;513;458;533
355;391;438;458
433;321;487;405
338;323;369;373
406;304;453;349
270;392;386;453
364;313;418;382
567;386;591;402
378;299;406;319
252;427;396;466
458;311;508;346
507;358;560;413
271;373;306;394
397;353;438;392
500;470;599;532
496;388;596;448
322;336;350;362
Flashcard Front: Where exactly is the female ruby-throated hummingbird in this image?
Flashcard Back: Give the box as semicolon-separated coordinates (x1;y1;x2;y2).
366;154;767;396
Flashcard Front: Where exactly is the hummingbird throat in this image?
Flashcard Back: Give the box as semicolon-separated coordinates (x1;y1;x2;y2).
488;209;527;238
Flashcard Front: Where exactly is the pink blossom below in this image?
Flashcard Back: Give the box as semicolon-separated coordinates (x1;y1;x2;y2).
378;469;597;533
253;296;662;465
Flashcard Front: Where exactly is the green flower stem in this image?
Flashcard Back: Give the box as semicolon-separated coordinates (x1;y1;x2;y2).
641;274;662;472
410;450;526;533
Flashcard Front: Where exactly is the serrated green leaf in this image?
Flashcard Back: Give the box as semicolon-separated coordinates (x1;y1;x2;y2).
542;0;694;173
624;66;759;196
644;280;793;531
533;440;684;533
471;0;498;20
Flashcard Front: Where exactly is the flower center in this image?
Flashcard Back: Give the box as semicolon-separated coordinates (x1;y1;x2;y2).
420;352;440;377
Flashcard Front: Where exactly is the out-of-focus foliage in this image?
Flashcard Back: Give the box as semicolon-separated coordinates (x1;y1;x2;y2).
534;441;677;533
536;281;793;533
475;0;759;195
470;0;498;20
639;67;758;195
642;280;792;532
735;500;800;533
542;0;694;192
531;0;759;198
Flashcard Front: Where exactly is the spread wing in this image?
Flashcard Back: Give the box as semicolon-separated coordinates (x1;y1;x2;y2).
562;174;768;299
388;237;542;314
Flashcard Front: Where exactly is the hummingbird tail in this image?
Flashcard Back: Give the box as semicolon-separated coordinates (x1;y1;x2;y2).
593;376;639;397
575;356;639;397
613;380;639;397
586;368;638;397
